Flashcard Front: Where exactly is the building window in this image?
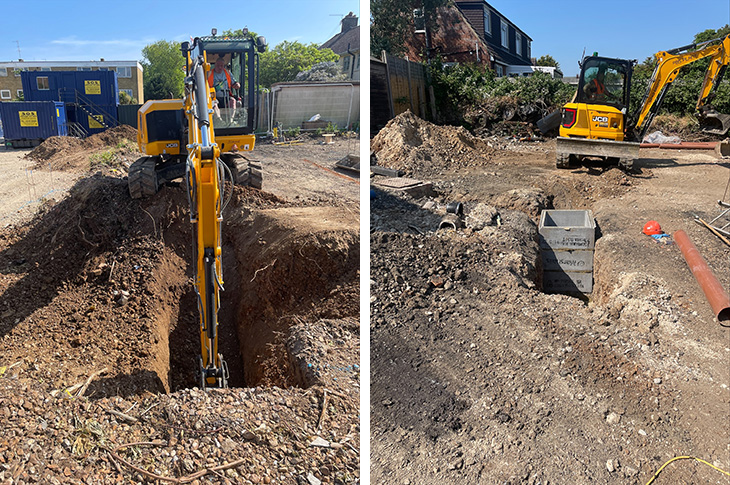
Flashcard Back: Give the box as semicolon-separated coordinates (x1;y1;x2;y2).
37;77;50;90
356;54;360;69
77;67;92;71
0;68;7;77
120;89;134;98
16;89;23;99
495;65;504;77
483;8;491;35
527;40;532;58
516;32;522;56
99;67;108;71
14;68;27;77
501;20;508;48
0;90;10;99
40;67;52;71
343;56;351;72
116;66;132;78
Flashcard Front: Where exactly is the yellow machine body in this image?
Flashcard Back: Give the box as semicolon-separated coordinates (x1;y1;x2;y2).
559;103;625;141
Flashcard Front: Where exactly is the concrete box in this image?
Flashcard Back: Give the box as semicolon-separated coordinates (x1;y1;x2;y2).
539;210;596;250
541;248;594;272
543;270;593;293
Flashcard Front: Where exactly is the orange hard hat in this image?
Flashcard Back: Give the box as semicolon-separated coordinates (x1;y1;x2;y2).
643;220;662;235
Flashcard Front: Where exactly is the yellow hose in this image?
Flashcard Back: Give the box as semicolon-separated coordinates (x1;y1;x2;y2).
645;456;730;485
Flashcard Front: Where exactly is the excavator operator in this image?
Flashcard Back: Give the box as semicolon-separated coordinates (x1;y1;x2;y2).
209;56;240;117
584;66;608;100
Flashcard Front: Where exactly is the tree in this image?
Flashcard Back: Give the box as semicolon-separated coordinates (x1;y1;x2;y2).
295;62;348;82
258;41;338;87
221;28;267;51
371;0;449;57
118;91;138;105
141;40;185;100
536;55;560;70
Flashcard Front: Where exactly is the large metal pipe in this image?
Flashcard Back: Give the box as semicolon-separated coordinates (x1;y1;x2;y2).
674;230;730;324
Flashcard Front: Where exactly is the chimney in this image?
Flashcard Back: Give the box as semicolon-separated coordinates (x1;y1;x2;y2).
341;12;357;33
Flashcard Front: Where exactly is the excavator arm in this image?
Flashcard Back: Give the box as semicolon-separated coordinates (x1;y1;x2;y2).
632;35;730;139
182;40;230;389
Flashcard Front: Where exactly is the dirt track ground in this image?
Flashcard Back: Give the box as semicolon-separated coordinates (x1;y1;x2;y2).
0;133;361;484
370;113;730;484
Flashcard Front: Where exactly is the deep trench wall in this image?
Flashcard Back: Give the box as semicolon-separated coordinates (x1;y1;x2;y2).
225;206;360;387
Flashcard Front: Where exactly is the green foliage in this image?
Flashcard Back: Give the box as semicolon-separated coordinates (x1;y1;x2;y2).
536;55;560;70
118;91;138;105
221;28;266;50
295;61;348;82
429;61;493;114
325;122;339;134
285;126;300;138
429;61;574;123
13;91;24;101
89;149;116;169
371;0;449;57
141;40;185;100
259;41;338;87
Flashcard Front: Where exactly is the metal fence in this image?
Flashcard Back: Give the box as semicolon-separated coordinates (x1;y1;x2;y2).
267;82;360;133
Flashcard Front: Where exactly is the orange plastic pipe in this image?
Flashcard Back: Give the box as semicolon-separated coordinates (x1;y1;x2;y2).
674;230;730;324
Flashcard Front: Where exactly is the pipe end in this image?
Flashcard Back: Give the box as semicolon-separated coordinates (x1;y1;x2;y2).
718;308;730;326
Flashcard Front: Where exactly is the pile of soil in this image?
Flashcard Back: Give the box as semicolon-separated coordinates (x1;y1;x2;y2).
25;125;141;173
0;171;360;483
371;111;498;177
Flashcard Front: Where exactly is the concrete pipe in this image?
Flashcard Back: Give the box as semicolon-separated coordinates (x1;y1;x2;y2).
674;230;730;324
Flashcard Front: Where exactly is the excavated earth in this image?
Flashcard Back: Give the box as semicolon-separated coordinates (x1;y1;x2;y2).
370;112;730;484
0;132;360;484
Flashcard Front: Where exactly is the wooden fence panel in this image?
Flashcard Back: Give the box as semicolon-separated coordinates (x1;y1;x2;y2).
370;53;431;136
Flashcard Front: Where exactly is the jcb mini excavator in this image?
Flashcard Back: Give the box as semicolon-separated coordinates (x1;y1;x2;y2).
556;35;730;170
128;32;266;389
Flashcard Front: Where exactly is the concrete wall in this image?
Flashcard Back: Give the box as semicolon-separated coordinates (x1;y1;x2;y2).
270;82;360;131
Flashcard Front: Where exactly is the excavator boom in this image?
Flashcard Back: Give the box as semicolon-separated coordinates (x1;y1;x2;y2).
632;35;730;138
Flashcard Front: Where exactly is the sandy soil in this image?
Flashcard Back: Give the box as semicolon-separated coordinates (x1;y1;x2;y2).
370;113;730;484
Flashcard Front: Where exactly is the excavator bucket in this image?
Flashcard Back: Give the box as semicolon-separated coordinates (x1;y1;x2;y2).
699;109;730;136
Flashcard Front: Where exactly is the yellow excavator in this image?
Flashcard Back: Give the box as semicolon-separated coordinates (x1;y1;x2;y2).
128;32;266;388
556;34;730;169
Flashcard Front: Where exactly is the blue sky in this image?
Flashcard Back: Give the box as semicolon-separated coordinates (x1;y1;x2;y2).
493;0;730;76
1;0;361;63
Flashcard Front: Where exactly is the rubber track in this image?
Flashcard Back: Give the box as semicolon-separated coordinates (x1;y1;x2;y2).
128;157;159;199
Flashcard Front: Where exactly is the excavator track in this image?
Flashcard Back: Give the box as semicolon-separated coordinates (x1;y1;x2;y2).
128;157;159;199
222;153;263;189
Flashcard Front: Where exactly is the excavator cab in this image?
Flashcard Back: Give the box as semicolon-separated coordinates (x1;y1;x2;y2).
557;56;638;170
576;57;632;109
561;56;633;142
130;33;266;199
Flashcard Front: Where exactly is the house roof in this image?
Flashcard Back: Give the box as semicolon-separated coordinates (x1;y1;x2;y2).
454;0;532;41
321;25;360;55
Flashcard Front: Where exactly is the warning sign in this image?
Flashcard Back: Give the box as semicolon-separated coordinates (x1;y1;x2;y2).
84;80;101;95
18;111;38;127
88;115;104;129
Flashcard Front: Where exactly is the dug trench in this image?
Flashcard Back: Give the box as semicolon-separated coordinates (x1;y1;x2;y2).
0;175;359;398
371;112;729;484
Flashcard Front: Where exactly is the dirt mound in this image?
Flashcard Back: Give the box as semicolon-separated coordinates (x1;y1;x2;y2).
26;125;141;173
371;110;497;177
